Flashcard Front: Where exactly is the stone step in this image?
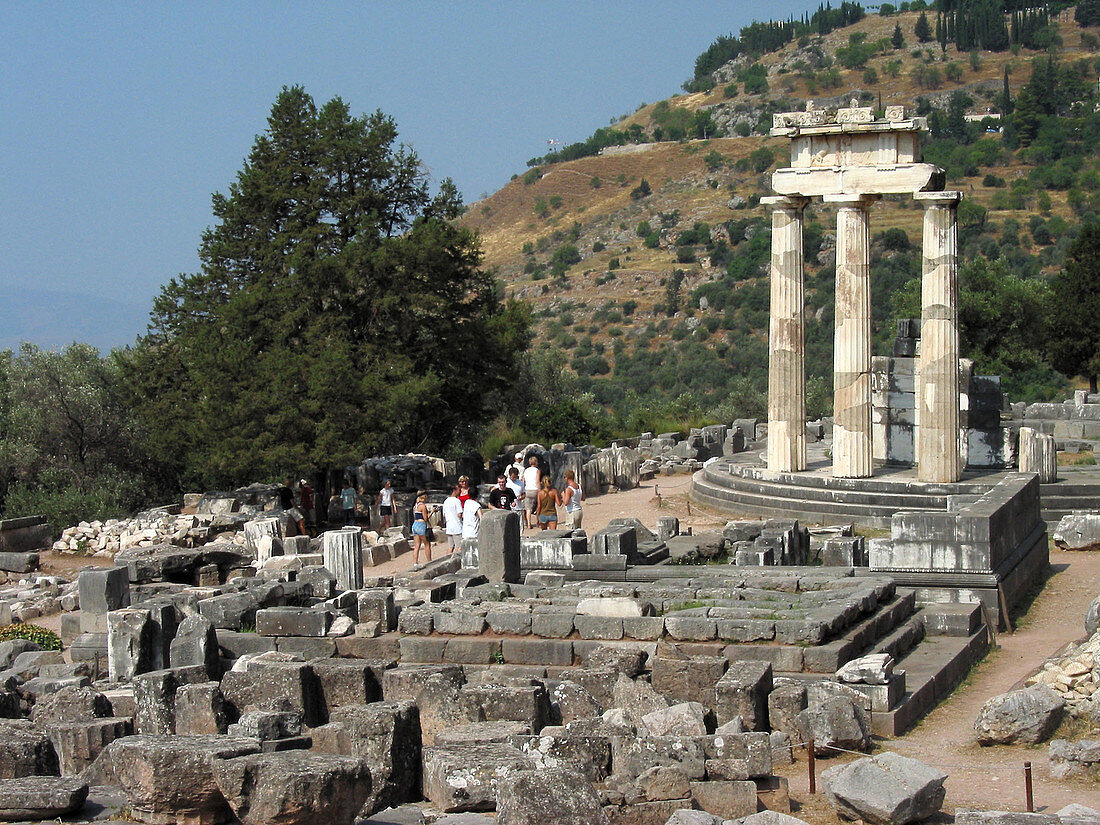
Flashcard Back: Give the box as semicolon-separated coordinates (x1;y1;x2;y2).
870;626;991;736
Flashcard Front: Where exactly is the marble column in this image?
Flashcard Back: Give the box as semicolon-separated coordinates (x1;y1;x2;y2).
763;195;809;473
827;194;876;478
915;191;962;482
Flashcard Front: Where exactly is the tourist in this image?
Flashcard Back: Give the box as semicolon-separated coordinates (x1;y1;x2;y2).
507;466;525;520
536;476;560;530
442;484;463;553
462;487;481;541
488;473;516;510
458;475;472;504
561;469;584;529
522;455;541;530
377;480;395;531
509;451;526;479
340;479;356;526
411;491;432;563
298;479;315;528
280;477;305;534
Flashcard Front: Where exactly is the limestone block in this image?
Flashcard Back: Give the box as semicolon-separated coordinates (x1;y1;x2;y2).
221;658;322;727
213;751;373;825
460;683;551;732
421;742;534;812
796;695;872;755
479;510;521;583
77;567;130;615
132;665;209;735
106;608;154;682
974;684;1064;745
510;734;612;783
311;700;420;814
169;614;221;678
495;766;610;824
310;658;388;719
822;751;947;825
715;661;772;730
652;656;728;704
0;720;58;778
255;606;331;637
642;701;708;737
0;776;88;821
173;681;228;735
103;734;261;822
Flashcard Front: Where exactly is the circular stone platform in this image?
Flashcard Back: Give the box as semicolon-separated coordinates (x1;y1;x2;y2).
690;443;1100;528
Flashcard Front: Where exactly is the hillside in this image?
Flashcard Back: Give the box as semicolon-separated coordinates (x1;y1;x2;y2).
460;5;1100;430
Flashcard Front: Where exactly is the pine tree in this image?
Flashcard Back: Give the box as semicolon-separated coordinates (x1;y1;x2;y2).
892;22;905;48
127;87;530;489
915;11;933;42
1048;223;1100;393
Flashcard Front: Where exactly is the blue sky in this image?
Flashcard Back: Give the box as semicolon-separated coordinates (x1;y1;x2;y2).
1;1;824;351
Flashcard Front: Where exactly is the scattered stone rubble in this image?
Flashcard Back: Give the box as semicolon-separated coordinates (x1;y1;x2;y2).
1024;629;1100;717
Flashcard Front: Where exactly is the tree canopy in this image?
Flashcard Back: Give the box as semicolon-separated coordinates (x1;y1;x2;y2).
1047;222;1100;392
125;86;529;490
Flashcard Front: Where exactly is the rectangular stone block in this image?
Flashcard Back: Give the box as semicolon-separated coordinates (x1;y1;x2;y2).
623;616;664;640
479;510;521;584
357;589;396;631
255;607;331;637
652;656;728;704
574;615;624;640
77;567;130;614
691;780;758;819
0;552;39;573
723;644;804;673
501;638;574;667
715;661;772;729
310;658;387;719
531;611;575;638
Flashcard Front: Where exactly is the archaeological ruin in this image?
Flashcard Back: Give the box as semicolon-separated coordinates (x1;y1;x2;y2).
1;106;1100;825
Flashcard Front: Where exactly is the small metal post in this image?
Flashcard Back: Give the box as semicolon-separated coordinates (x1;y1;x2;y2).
1024;761;1034;812
808;738;817;794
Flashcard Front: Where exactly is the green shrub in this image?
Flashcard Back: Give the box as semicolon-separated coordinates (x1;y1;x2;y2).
523;168;541;185
724;83;739;98
0;623;62;650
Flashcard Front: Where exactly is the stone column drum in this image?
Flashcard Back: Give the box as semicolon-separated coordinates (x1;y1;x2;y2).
322;527;364;592
763;195;809;473
829;195;876;478
915;191;962;483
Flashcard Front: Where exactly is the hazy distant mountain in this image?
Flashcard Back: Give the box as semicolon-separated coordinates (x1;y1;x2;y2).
0;285;150;353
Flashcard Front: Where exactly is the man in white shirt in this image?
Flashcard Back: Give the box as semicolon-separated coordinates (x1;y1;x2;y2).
462;490;481;540
442;485;463;552
506;467;525;521
510;451;526;479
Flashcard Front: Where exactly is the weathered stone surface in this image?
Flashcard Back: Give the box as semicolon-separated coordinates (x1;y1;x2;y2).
47;717;132;776
213;750;373;825
612;674;670;729
612;736;707;780
584;645;648;677
78;566;130;614
310;700;421;814
1048;738;1100;780
642;702;708;737
221;657;322;727
310;658;387;720
714;661;772;730
30;684;112;724
1054;512;1100;552
421;742;534;812
173;682;228;736
510;733;611;783
107;608;154;681
795;696;872;755
551;679;604;724
495;766;610;825
954;813;1059;825
691;778;759;819
382;666;469;745
437;721;531;746
169;615;221;678
662;812;725;825
480;510;522;584
0;720;58;778
132;665;209;735
461;683;551;732
106;734;260;822
0;775;88;821
836;653;893;685
821;751;947;825
651;656;728;705
739;811;814;825
974;684;1064;745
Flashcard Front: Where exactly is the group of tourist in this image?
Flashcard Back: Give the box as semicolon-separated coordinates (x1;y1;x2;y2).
408;454;585;564
288;454;584;565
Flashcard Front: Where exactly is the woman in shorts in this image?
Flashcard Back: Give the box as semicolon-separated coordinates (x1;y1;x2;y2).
411;492;432;563
535;477;560;530
377;480;395;531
